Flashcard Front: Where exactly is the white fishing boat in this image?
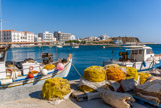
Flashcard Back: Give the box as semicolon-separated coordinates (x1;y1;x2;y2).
0;46;72;89
72;45;79;48
103;45;161;71
102;46;106;49
56;45;63;48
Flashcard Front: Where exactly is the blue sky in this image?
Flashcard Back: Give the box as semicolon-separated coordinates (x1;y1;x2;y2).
2;0;161;43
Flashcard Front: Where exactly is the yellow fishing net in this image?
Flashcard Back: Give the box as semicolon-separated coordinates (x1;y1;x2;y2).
126;67;138;81
83;66;106;82
106;66;126;82
79;85;96;92
31;70;39;74
42;77;71;100
105;64;120;69
138;72;152;85
43;64;55;70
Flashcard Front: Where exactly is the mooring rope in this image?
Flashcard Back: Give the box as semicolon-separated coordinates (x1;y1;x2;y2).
72;63;82;77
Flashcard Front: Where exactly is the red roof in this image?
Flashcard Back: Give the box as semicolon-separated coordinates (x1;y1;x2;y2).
23;31;33;33
0;30;16;32
0;30;34;33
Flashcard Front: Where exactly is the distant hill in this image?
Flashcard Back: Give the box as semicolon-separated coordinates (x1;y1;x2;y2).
110;37;140;43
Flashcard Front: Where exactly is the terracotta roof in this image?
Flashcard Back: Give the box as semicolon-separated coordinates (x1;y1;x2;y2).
0;30;16;32
23;31;33;33
0;30;34;34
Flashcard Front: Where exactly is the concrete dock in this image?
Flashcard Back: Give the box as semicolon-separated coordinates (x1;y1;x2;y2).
0;80;148;108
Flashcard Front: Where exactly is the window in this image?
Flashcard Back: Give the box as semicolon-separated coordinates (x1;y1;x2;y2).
146;49;153;54
132;50;138;54
139;50;143;54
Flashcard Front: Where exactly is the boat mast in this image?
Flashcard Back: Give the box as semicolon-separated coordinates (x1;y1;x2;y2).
0;0;2;42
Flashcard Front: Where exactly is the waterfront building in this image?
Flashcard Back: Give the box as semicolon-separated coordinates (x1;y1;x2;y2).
54;31;74;42
38;31;53;42
113;39;123;45
25;31;35;42
37;37;42;42
34;35;38;42
98;35;109;40
0;30;34;42
70;35;76;40
87;36;96;42
53;37;56;42
79;37;88;42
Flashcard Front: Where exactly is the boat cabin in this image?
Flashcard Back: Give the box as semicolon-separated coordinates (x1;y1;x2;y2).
0;47;8;79
119;46;154;62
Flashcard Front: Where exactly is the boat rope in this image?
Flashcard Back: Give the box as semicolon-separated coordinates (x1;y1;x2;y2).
72;63;82;77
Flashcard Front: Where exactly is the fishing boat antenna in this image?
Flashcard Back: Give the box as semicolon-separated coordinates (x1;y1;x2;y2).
0;0;2;42
56;41;58;60
38;44;41;62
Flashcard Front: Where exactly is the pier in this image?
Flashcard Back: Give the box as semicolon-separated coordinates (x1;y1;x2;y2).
0;42;56;45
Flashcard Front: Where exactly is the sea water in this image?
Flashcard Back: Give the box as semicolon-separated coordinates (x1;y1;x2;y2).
6;45;161;80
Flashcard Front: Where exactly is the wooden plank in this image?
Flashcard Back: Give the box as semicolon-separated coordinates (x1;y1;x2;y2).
69;80;101;102
131;93;161;108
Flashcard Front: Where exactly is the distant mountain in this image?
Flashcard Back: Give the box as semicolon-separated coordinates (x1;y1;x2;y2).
110;36;140;43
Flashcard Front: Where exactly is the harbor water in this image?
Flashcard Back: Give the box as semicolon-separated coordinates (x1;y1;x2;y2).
6;45;161;80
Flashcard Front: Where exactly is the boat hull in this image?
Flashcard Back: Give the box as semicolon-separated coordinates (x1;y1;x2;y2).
72;46;79;48
103;60;159;71
57;46;63;48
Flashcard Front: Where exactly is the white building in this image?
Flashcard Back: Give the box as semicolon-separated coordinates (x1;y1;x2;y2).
53;37;56;42
70;35;76;40
0;30;34;42
37;37;42;42
98;35;109;40
25;31;35;42
34;35;38;42
38;31;53;42
54;31;74;42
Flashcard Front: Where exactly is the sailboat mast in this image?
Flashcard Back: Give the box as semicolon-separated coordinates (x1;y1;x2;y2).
0;0;2;42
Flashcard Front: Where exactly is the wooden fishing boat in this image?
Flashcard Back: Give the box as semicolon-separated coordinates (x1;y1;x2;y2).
0;46;72;89
103;45;161;71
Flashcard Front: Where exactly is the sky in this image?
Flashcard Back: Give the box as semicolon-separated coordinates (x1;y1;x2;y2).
2;0;161;43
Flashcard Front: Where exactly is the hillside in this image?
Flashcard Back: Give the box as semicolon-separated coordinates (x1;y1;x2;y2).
110;37;140;43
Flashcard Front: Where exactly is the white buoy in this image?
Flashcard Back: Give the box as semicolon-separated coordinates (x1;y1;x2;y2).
41;69;48;76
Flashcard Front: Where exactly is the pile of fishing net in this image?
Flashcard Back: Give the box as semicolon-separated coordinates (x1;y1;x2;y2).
105;65;140;92
125;67;139;81
106;65;126;82
120;67;151;85
138;72;152;85
42;77;71;100
31;70;39;74
24;58;36;63
43;64;55;71
105;64;120;69
79;66;106;92
83;66;106;82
